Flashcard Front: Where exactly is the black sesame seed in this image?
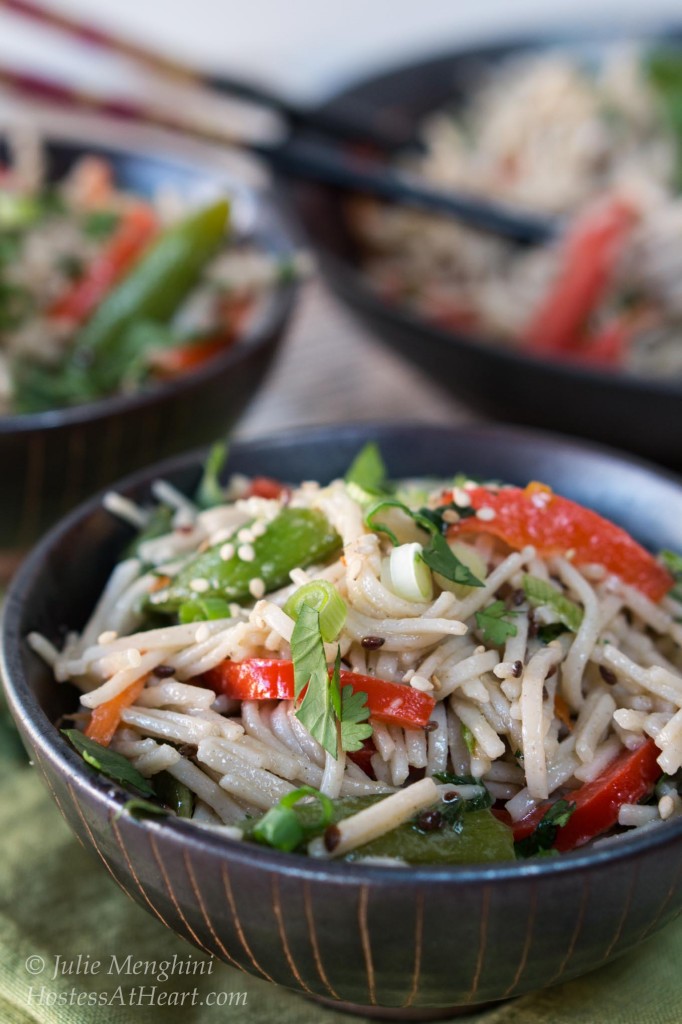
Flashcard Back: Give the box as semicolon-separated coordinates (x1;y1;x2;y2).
512;660;523;678
177;743;198;759
600;666;617;686
424;720;439;733
512;589;526;607
442;790;459;803
153;664;176;678
324;825;342;852
414;809;444;833
361;635;386;650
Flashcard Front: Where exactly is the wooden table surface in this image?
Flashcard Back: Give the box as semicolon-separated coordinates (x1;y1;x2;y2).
237;279;481;439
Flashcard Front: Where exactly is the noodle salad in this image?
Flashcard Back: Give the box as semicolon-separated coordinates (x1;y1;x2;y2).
351;46;682;378
32;444;682;864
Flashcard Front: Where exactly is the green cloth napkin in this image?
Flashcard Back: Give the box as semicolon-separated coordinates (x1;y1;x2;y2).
1;719;681;1024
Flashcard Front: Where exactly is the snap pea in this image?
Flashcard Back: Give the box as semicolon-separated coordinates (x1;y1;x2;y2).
72;198;230;395
148;508;341;615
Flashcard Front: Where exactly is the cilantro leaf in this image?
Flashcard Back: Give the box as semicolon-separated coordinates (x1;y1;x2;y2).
291;604;338;757
62;729;155;796
475;601;518;645
522;575;583;632
340;684;372;753
345;442;388;495
420;530;483;587
514;799;576;859
418;501;476;530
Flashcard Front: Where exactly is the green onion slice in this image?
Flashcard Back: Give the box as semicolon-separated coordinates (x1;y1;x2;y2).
284;580;347;642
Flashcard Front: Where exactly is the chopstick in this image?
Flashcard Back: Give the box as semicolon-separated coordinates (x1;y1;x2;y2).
0;0;418;152
0;65;557;245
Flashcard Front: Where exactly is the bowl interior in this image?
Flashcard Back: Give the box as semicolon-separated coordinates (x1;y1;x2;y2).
282;28;682;465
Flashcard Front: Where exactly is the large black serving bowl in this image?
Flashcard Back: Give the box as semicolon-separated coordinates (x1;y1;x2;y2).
4;422;682;1018
283;27;682;469
0;136;298;565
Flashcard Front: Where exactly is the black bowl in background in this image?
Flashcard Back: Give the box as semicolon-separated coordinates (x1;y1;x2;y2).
0;137;298;564
4;421;682;1018
283;27;682;469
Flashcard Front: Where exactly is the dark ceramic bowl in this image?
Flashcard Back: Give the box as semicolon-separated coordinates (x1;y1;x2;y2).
283;26;682;469
3;422;682;1019
0;136;298;565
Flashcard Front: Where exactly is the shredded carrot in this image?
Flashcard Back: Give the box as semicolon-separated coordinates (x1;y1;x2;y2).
554;692;574;732
85;675;148;747
150;575;171;592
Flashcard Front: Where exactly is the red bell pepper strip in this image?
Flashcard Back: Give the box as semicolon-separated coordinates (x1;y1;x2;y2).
512;738;662;851
150;334;233;379
447;484;673;602
244;477;290;501
48;203;158;324
524;196;637;355
201;658;436;729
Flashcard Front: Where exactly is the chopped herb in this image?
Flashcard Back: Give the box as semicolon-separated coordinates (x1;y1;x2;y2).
461;723;476;756
344;441;388;495
339;684;372;753
475;600;518;646
291;604;338;757
366;499;483;588
196;441;228;509
537;622;570;644
522;575;583;632
62;729;154;796
418;500;476;530
660;549;682;602
514;799;576;858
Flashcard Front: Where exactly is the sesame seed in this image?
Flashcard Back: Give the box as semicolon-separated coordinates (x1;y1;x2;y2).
452;487;471;506
237;543;255;562
219;543;235;562
126;649;142;667
195;624;210;643
249;577;266;599
237;527;254;544
474;645;486;655
190;578;210;593
659;795;675;820
251;521;267;538
442;509;459;524
361;635;386;650
97;630;118;645
229;603;241;617
410;675;434;692
476;507;496;522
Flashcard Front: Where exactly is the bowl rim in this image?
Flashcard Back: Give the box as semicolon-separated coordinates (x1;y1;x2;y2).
300;23;682;400
0;133;299;436
5;419;682;886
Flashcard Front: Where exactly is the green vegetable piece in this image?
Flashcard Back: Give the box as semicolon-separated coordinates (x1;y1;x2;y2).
250;786;334;851
116;798;168;820
178;596;232;623
339;684;372;753
291;604;338;757
284;579;347;641
514;799;576;859
72;199;229;394
646;50;682;189
83;209;121;239
62;729;154;796
153;771;194;818
475;601;518;645
196;442;228;509
434;772;493;811
344;801;514;865
522;575;583;632
149;507;341;614
0;191;40;229
461;724;476;756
